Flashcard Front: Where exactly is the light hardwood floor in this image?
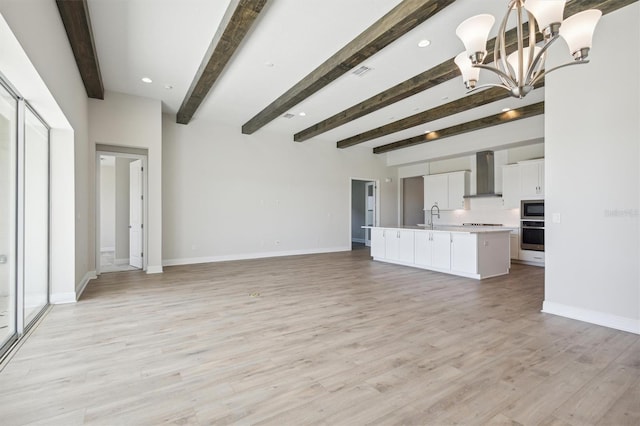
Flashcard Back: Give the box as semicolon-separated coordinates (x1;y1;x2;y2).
0;248;638;425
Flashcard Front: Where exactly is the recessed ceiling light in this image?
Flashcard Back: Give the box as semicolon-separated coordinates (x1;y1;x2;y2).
418;39;431;48
502;107;512;112
424;130;431;134
164;84;173;90
442;96;449;100
299;112;306;117
141;77;152;84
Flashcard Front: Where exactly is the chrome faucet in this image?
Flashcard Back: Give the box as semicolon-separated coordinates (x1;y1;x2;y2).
428;203;440;229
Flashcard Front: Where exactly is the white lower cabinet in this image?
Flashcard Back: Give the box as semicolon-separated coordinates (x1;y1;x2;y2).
414;231;450;269
509;233;519;260
414;231;432;267
451;233;477;274
431;232;451;270
519;249;545;264
370;228;386;259
389;229;414;263
373;228;414;263
370;227;510;279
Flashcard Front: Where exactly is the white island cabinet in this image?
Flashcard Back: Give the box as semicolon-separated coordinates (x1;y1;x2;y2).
367;226;511;280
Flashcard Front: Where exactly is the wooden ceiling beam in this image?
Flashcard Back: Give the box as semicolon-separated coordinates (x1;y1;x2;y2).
373;102;544;154
177;0;269;125
337;81;544;149
297;0;636;143
241;0;456;135
56;0;104;99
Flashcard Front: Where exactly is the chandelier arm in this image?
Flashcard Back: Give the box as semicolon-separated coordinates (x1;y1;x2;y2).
529;51;547;85
526;10;536;84
515;2;525;89
497;0;516;79
465;83;513;96
473;64;518;88
525;35;560;84
530;60;590;86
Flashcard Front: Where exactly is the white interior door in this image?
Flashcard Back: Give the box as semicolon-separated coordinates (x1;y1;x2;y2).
129;160;143;269
365;182;375;247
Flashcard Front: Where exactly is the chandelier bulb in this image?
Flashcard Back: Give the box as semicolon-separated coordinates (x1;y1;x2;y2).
454;1;600;99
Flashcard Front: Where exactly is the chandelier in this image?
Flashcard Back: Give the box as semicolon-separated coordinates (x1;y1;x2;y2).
454;0;602;98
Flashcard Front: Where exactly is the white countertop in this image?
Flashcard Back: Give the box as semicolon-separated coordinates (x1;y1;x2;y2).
362;225;514;234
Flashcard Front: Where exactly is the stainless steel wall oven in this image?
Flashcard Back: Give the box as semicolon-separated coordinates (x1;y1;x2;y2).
521;200;544;251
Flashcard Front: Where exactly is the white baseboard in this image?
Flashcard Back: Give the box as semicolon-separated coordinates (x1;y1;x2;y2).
76;270;97;300
351;238;365;244
163;246;351;267
115;258;129;265
50;292;76;304
542;301;640;335
50;270;97;304
146;265;163;274
100;247;115;253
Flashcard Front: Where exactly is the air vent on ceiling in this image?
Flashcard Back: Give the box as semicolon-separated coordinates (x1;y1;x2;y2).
282;113;295;119
352;65;373;77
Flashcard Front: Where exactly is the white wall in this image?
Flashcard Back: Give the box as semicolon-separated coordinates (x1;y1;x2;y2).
89;91;163;273
544;3;639;334
0;4;91;302
162;116;396;265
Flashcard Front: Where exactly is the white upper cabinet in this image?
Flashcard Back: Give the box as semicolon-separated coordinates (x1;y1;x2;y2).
502;164;521;209
424;174;448;210
519;159;544;199
424;171;469;211
447;171;470;210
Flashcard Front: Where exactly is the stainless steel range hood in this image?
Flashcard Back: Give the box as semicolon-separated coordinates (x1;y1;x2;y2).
464;151;502;198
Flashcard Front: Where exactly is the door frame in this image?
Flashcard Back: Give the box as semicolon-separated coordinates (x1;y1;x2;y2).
349;177;380;250
95;151;148;274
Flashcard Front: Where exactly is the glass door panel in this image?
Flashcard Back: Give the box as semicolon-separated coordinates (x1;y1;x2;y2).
23;108;49;326
0;84;17;353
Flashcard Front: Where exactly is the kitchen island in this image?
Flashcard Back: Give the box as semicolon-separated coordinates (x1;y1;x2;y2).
365;226;511;280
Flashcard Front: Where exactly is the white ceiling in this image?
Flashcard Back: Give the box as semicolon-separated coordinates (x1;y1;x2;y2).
86;0;549;149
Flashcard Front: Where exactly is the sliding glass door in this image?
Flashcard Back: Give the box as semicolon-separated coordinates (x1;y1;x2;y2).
23;107;49;326
0;83;17;353
0;77;50;360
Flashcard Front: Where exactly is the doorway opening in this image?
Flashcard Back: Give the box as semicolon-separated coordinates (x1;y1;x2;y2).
402;176;424;226
350;178;378;250
96;151;147;274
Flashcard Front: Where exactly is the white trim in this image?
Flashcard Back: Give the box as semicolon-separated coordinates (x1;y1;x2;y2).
146;265;163;274
542;301;640;335
100;246;115;253
114;258;129;265
50;292;76;304
95;151;148;275
163;246;350;267
50;270;96;304
75;270;96;300
349;177;379;250
351;238;365;244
